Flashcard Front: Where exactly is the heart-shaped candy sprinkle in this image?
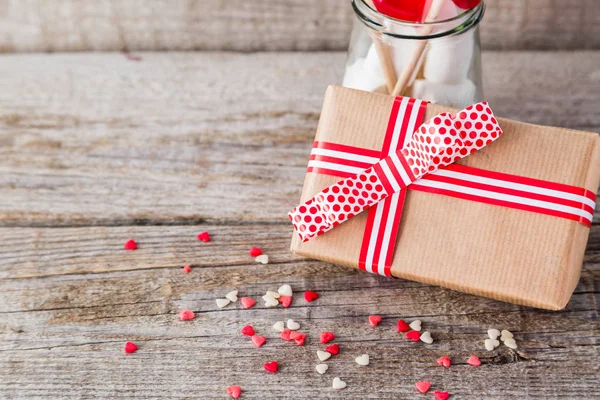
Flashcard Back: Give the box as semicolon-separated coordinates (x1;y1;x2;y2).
437;356;451;368
289;331;304;340
397;320;410;332
123;239;137;250
262;295;278;307
241;325;255;336
332;377;346;390
124;342;138;353
266;291;280;299
197;232;210;242
226;385;242;399
278;284;293;297
287;319;300;330
320;332;335;344
500;330;514;341
409;320;422;331
240;297;256;309
294;336;306;346
355;354;369;366
264;361;278;373
178;309;195;321
182;264;191;273
278;295;292;308
249;246;262;257
251;335;266;348
415;381;431;393
315;363;328;374
226;290;238;302
304;291;319;302
484;339;500;351
216;298;230;308
420;331;433;344
406;331;420;342
325;343;340;355
317;350;331;361
434;391;450;400
467;355;481;366
369;315;382;326
280;329;292;341
255;255;269;264
487;329;500;340
272;321;285;332
504;338;518;349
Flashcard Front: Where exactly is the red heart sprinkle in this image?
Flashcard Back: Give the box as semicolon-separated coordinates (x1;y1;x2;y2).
197;232;210;242
178;309;195;321
290;332;306;345
369;315;382;326
227;385;242;399
241;325;255;336
251;335;266;348
325;343;340;355
123;239;137;250
415;381;431;394
304;291;319;302
434;391;450;400
240;297;256;309
124;342;138;353
467;355;481;366
280;329;292;341
182;264;191;273
397;319;410;332
406;331;420;341
320;332;335;344
295;336;305;346
437;356;451;368
279;295;292;308
289;331;302;340
249;246;262;257
264;361;278;373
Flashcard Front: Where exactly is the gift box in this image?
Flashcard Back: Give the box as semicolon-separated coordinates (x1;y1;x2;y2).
290;85;600;310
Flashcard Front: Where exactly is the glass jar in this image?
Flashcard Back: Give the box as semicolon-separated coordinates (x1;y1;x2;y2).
343;0;485;108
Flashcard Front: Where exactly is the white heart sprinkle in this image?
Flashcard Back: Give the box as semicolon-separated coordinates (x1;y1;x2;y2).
500;330;514;341
504;338;518;349
216;298;230;308
287;319;300;331
332;377;346;390
262;295;278;307
278;284;293;297
272;321;285;332
255;255;269;264
409;320;422;331
315;364;328;374
355;354;369;366
420;331;433;344
317;350;331;361
487;329;500;340
225;290;238;302
266;291;280;299
484;338;500;351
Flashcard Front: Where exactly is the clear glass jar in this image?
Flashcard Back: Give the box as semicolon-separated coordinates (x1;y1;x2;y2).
343;0;485;108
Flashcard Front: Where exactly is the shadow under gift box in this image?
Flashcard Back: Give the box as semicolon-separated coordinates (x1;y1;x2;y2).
290;85;600;310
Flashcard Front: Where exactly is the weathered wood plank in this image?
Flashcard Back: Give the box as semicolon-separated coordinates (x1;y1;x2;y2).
0;225;598;398
0;0;599;52
0;51;598;227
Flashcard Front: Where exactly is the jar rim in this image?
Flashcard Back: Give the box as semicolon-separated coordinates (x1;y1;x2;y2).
353;0;485;40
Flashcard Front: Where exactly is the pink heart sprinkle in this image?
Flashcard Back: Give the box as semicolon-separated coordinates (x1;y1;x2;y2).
227;385;242;399
178;309;195;321
197;232;210;242
415;381;431;393
123;239;137;250
251;335;266;348
369;315;382;326
434;391;450;400
437;356;451;368
467;355;481;366
240;297;256;309
124;342;138;353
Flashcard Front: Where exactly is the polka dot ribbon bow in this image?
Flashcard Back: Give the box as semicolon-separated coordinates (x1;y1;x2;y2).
289;102;503;242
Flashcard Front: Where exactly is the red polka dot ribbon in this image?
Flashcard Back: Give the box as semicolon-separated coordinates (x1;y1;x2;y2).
289;102;503;242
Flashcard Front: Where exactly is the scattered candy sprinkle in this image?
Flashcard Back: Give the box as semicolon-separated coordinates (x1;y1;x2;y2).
226;290;238;302
420;331;433;344
290;332;306;346
262;294;278;307
304;291;319;302
355;354;369;366
272;321;285;332
278;284;293;297
368;315;382;326
320;332;335;344
249;247;262;257
197;232;210;242
487;329;500;340
437;356;451;368
266;291;280;299
216;298;231;308
241;325;255;336
397;319;410;332
406;331;420;342
255;255;269;264
332;377;346;390
325;343;339;355
279;295;292;308
434;391;450;400
251;335;266;348
504;338;518;349
315;364;328;374
182;264;191;273
317;350;331;361
124;342;138;353
124;239;137;250
500;330;513;341
227;385;242;399
415;381;431;394
484;338;500;351
286;319;300;330
178;309;195;321
467;355;481;366
409;320;422;331
263;361;278;373
240;297;256;309
280;329;292;341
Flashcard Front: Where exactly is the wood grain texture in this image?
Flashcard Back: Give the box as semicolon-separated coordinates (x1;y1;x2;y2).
0;51;598;228
0;0;599;52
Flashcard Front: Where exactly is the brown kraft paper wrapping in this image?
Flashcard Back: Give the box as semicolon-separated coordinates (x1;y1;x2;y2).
290;85;600;310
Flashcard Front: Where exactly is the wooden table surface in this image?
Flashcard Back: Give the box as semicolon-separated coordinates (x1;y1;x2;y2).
0;51;599;399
